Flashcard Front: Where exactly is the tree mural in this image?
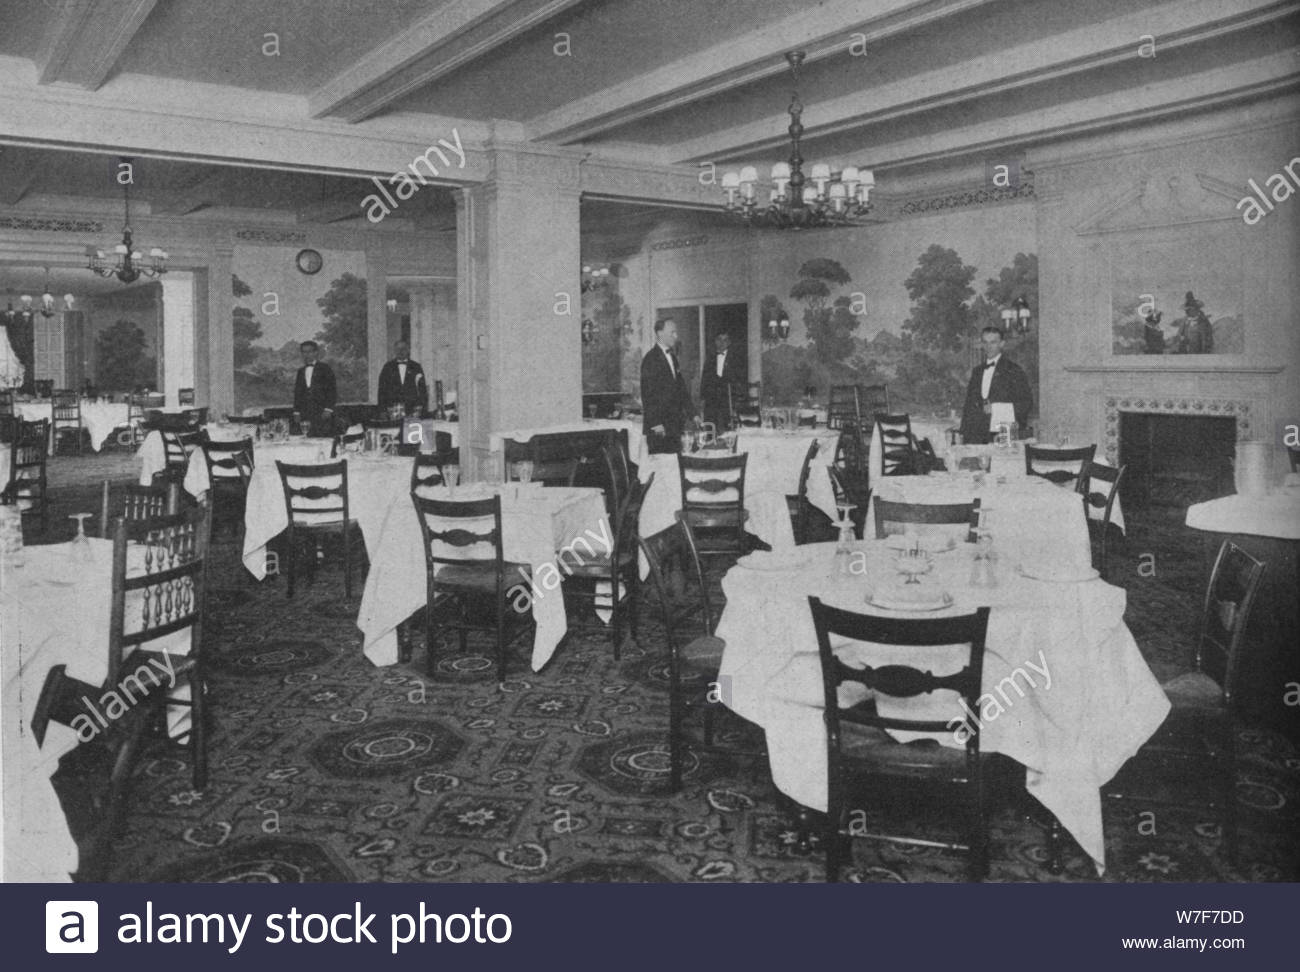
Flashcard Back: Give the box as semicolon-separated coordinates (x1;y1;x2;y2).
314;272;369;403
95;319;156;391
757;248;1038;420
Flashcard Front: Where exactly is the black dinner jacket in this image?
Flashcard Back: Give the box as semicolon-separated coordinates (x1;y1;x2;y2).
959;355;1033;444
377;358;428;414
640;344;692;450
293;361;337;422
699;347;744;414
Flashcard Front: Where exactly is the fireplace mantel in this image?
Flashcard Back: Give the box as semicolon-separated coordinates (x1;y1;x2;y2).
1065;362;1284;375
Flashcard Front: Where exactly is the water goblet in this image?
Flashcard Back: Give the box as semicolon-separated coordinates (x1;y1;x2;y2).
518;460;534;485
444;464;461;497
69;512;95;562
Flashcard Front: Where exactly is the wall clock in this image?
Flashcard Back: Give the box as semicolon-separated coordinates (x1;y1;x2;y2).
295;249;323;275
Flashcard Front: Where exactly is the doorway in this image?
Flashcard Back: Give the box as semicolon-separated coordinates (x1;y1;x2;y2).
653;302;748;401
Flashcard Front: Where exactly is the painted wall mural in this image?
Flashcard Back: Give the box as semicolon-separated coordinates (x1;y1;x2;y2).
760;248;1039;424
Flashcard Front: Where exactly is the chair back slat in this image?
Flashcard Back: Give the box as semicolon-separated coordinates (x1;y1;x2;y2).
874;497;981;543
410;493;504;571
1025;444;1096;491
107;507;209;685
678;452;746;507
203;437;253;482
276;460;349;524
874;413;916;477
809;597;990;744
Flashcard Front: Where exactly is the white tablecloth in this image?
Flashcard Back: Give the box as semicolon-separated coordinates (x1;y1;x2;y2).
639;429;841;549
357;483;611;671
874;436;1128;536
1186;486;1300;540
15;400;129;452
868;475;1095;574
240;452;410;579
139;431;327;494
714;540;1169;875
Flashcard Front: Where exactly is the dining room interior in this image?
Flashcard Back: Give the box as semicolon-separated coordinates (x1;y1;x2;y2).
0;0;1297;886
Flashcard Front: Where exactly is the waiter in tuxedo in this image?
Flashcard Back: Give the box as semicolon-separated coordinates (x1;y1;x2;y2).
959;326;1033;444
376;339;428;415
293;340;337;430
640;318;694;454
699;331;743;430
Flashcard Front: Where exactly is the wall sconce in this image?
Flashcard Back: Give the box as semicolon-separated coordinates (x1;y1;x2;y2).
581;264;613;294
385;297;398;313
581;318;596;345
764;314;791;344
1000;295;1032;334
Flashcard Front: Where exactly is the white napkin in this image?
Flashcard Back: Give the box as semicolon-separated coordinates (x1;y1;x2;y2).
989;402;1016;428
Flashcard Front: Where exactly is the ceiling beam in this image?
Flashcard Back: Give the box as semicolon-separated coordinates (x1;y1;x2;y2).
148;170;234;216
666;0;1296;165
38;0;159;89
528;0;994;145
296;198;369;224
843;51;1300;174
309;0;588;123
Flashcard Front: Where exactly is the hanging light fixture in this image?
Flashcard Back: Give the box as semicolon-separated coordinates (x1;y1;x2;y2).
1000;295;1032;334
763;312;791;345
86;162;168;283
721;52;874;230
1;271;75;326
580;264;612;293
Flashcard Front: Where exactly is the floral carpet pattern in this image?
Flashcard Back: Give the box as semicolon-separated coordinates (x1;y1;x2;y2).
35;455;1300;883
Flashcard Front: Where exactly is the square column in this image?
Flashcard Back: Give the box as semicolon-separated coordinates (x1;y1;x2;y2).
457;145;582;473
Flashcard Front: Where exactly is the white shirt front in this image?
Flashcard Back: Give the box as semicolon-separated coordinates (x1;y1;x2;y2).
303;364;315;388
661;344;676;378
715;351;726;378
980;355;1000;400
397;362;407;384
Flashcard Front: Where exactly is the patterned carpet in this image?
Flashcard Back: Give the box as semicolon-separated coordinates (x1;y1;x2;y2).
31;450;1300;883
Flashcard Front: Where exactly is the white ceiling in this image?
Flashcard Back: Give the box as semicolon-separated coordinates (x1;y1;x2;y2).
0;0;1295;217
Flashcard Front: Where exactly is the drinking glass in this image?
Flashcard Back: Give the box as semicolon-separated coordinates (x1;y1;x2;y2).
587;405;598;419
69;513;94;562
444;464;461;496
518;460;534;485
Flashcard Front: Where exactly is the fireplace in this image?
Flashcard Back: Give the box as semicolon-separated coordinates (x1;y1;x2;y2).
1118;413;1236;509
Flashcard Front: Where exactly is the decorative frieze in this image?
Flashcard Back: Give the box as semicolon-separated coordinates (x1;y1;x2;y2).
897;175;1035;217
0;215;104;233
234;229;308;244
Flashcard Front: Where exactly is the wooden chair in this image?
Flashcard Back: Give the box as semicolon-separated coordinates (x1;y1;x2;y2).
0;389;13;441
409;450;460;492
827;385;861;430
1100;541;1265;867
859;383;890;418
561;473;653;659
639;515;757;790
731;382;762;427
31;505;212;880
224;413;265;431
98;480;177;538
152;428;203;489
202;437;254;537
787;438;822;545
8;418;50;534
275;460;359;599
177;387;196;406
409;493;534;681
873;497;981;544
1025;444;1096;490
677;452;749;557
51;389;84;455
874;413;917;477
123;392;152;446
1077;461;1126;579
808;597;996;881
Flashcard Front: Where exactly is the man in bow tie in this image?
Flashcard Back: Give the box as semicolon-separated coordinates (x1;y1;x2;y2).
640;318;695;453
377;339;428;415
699;331;743;430
958;326;1033;444
293;340;337;432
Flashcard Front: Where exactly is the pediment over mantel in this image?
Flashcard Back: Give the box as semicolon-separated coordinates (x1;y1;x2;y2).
1074;171;1242;235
